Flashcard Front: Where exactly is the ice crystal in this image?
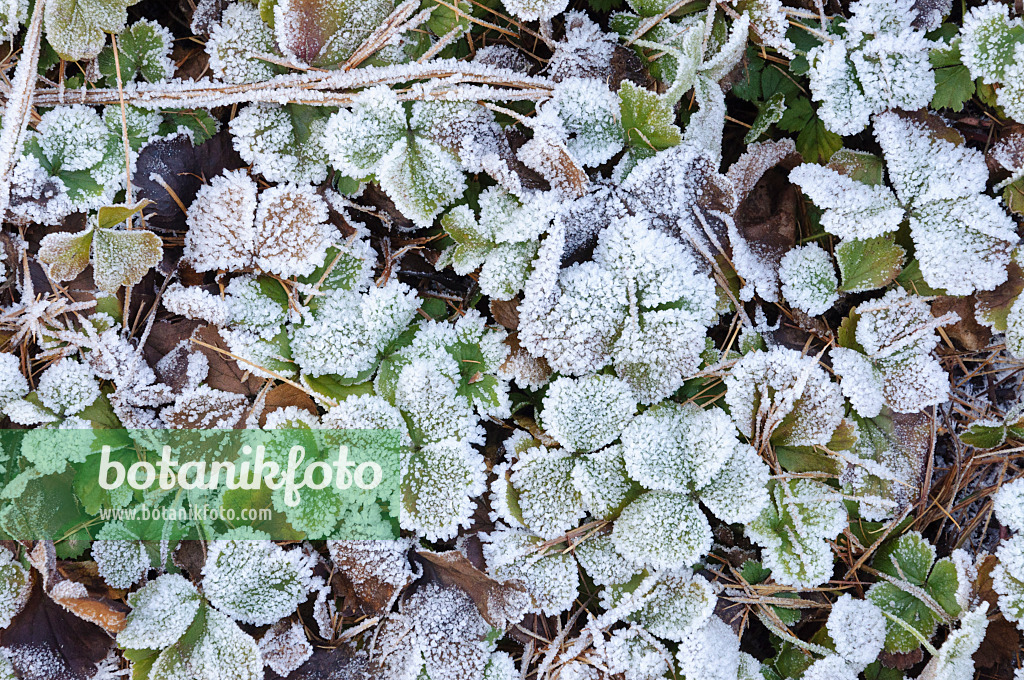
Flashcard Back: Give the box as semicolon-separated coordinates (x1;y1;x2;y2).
502;0;567;21
788;164;905;241
573;534;638;588
725;347;844;447
603;626;671;680
0;353;29;407
504;445;584;539
778;244;839;316
960;4;1024;122
536;78;623;168
0;0;26;37
918;604;989;680
570;444;633;519
325;86;468;227
147;604;263;680
206;3;278;84
747;479;847;588
547;12;617;82
230;104;330;185
806;0;935;135
994;478;1024;533
832;289;955;417
994;533;1024;629
202;539;315;626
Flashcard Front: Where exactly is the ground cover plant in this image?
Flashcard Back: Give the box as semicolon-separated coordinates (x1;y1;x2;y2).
0;0;1024;678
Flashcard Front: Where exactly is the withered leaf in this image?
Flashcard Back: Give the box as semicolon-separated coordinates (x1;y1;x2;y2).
416;548;530;629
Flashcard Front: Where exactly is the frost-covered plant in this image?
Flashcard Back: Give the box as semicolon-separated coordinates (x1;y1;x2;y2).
724;347;844;448
184;170;339;277
92;521;150;589
436;188;555;301
325;86;472;227
993;478;1024;630
960;4;1024;123
675;616;762;680
4;357;101;436
831;288;957;418
866;532;962;654
778;244;839;316
97;19;174;85
0;548;31;629
521;214;718;403
790;112;1019;295
229;104;331;185
747;478;848;587
482;526;580;615
206;2;281;84
201;538;315;626
805;0;936;135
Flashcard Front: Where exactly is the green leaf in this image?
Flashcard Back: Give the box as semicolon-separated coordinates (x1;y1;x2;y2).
98;19;172;85
37;228;94;282
422;0;471;36
930;40;975;112
796;116;843;164
148;603;262;680
45;0;138;61
302;371;377;403
835;236;906;293
98;199;153;229
157;109;220;144
91;228;163;293
376;136;467;228
1004;176;1024;215
827;148;885;185
739;559;771;584
896;259;948;296
959;421;1007;449
925;558;961;617
618;81;682;152
863;661;905;680
777;95;813;132
775;446;841;475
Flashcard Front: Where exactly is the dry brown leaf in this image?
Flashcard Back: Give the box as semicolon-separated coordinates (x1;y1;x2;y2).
417;548;531;628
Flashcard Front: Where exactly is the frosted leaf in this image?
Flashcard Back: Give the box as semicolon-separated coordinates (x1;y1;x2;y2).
909;192;1018;295
918;604;990;680
202;539;315;626
731;0;794;56
541;375;636;452
252;184;338;277
993;534;1024;629
7;153;73;225
841;412;929;521
571;444;634;519
321;394;410;443
44;0;133;60
778;244;839;316
548;12;617;82
184;170;259;273
605;571;717;642
324;86;405;177
603;626;671;680
0;353;29;407
36;105;107;173
700;443;770;525
0;0;26;36
402;438;487;542
206;3;279;84
291;279;420;378
258;621;313;677
801;655;859;680
0;549;31;630
380;137;468;228
92;522;149;589
117;574;201;650
229;104;329;185
160;385;247;428
613;492;712;571
573;535;638;587
98;19;174;84
788;164;904;241
960;3;1023;84
501;0;567;21
162;283;229;326
994;478;1024;534
620;402;738;493
833;289;955;417
724;348;844;447
92;226;164;294
540;78;623;168
275;0;394;68
224;277;288;336
509;446;585;539
805;0;935;136
37;358;100;416
827;594;886;669
747;479;847;588
482;651;518;680
481;527;579;615
675;616;756;680
147;605;262;680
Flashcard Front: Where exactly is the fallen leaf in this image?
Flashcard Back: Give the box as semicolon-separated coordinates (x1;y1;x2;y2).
416;548;531;628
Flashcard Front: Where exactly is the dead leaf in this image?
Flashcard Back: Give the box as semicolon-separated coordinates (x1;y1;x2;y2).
329;540;416;617
489;298;520;331
25;542;128;635
974;554;1022;668
260;383;318;427
931;296;992;351
416;548;531;628
191;325;262;397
